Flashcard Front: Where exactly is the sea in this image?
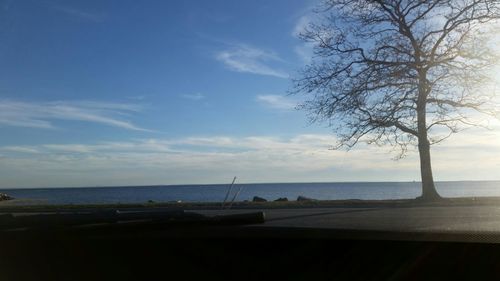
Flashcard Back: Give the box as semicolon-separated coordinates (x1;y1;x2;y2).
1;181;500;205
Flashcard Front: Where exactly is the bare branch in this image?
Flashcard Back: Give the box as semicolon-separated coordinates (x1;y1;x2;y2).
292;0;500;158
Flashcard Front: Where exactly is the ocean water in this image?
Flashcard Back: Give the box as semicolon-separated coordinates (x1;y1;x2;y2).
1;181;500;205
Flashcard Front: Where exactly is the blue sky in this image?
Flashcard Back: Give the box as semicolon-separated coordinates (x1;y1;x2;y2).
1;0;500;188
1;0;314;141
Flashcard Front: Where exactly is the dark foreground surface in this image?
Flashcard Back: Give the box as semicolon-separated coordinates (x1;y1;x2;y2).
196;205;500;241
4;203;500;280
5;234;500;281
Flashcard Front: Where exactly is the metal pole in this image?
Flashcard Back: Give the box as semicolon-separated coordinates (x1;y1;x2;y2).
221;176;237;209
227;185;244;210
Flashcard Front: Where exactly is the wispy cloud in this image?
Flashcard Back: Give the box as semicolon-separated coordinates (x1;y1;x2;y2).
256;95;297;110
181;93;205;101
215;44;289;78
1;146;40;154
0;134;340;187
52;6;105;22
292;15;311;38
0;100;149;131
2;130;500;187
294;44;314;64
292;14;315;63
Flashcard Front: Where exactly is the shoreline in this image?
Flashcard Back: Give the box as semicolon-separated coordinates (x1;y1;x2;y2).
1;196;500;212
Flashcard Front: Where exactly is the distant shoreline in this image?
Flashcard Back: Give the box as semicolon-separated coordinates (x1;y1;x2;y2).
2;181;500;207
1;196;500;212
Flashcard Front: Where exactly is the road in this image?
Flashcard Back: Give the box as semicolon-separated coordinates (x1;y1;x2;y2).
195;205;500;233
4;203;500;241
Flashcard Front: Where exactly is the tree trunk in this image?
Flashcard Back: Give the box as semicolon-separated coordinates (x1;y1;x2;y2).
417;138;441;201
416;72;441;202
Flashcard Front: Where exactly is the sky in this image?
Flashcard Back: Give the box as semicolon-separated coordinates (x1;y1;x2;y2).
0;0;500;188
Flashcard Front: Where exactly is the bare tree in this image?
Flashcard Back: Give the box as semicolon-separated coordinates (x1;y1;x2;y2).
293;0;500;201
